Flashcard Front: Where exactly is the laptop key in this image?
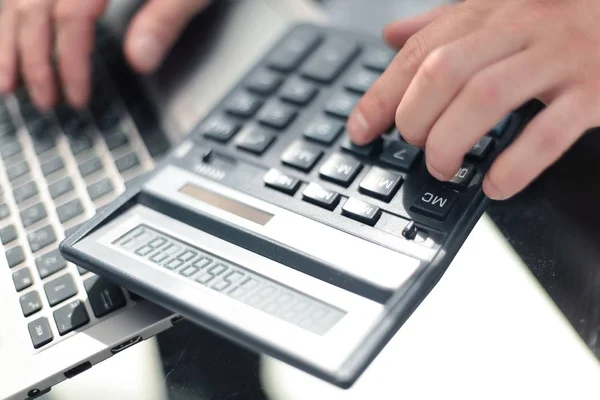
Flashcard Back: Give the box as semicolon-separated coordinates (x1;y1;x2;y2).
302;182;340;211
301;37;359;83
36;249;67;279
303;117;343;145
246;69;283;95
358;167;403;202
279;78;318;106
281;140;323;172
341;197;381;226
267;30;322;72
87;178;114;201
257;102;297;130
49;177;74;200
263;168;300;195
41;156;64;177
28;317;53;349
57;199;84;223
12;268;33;292
234;127;276;155
44;274;78;306
7;160;29;181
84;275;127;318
13;181;38;204
379;141;422;172
28;225;56;253
54;300;90;335
6;246;24;268
20;291;43;317
20;202;47;228
411;186;458;221
225;91;263;118
325;92;360;119
0;225;17;245
319;153;363;187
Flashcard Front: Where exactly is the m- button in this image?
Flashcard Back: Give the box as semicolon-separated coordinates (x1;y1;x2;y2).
410;186;458;220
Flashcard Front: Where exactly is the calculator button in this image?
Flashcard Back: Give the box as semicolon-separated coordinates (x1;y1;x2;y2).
281;141;323;172
28;317;53;349
264;168;300;195
84;275;127;318
302;182;340;211
199;116;240;142
41;157;64;177
446;164;475;189
28;225;56;253
319;153;362;187
79;157;103;177
467;136;493;160
6;246;24;268
54;300;90;336
87;178;114;201
20;202;47;228
358;167;403;202
344;69;379;94
341;197;381;226
490;115;511;138
325;92;360;119
13;181;37;204
246;69;283;95
224;92;263;118
49;177;73;200
0;224;17;245
44;274;77;306
301;37;359;83
303;117;343;145
234;127;276;155
340;136;382;158
115;153;140;173
36;249;67;279
1;141;21;159
379;141;422;171
257;102;297;130
56;199;84;223
0;203;9;220
20;291;42;317
12;268;33;292
279;78;318;106
363;47;396;72
69;134;93;155
267;30;322;72
104;131;129;150
411;186;458;220
7;160;29;181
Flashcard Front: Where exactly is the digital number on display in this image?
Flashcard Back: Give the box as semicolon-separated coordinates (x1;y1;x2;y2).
112;224;346;335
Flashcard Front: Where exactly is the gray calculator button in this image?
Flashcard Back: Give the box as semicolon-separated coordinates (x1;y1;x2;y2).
302;182;340;211
28;225;56;253
267;30;322;72
281;140;323;172
341;197;381;226
279;78;318;106
199;116;240;142
33;137;56;155
234;127;276;155
363;47;396;72
1;141;21;159
41;156;64;177
104;131;129;150
44;274;77;306
6;246;24;268
0;225;17;245
318;153;362;187
0;203;9;220
13;181;38;204
6;160;29;181
246;69;283;95
20;202;47;228
303;117;343;145
224;92;263;119
257;102;297;130
87;178;114;201
325;92;360;119
344;69;379;94
12;268;33;291
115;153;140;173
20;291;43;317
36;249;67;279
263;168;300;195
57;199;84;223
358;166;403;202
69;134;94;155
301;37;359;83
53;300;90;335
28;317;53;349
79;157;103;177
49;177;74;199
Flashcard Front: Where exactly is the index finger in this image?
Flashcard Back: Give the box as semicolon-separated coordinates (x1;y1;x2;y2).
347;7;475;145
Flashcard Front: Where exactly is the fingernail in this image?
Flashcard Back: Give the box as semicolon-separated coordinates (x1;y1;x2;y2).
66;84;87;109
130;33;164;72
426;161;447;181
347;110;370;142
482;178;505;201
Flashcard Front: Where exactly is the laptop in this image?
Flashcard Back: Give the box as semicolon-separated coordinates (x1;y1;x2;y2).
0;25;177;400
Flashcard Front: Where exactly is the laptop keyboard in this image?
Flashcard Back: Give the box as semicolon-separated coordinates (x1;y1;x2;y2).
0;56;155;350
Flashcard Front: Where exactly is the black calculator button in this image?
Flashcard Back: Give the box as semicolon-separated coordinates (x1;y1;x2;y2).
325;92;360;119
28;317;53;349
279;78;318;106
446;164;475;189
358;167;403;202
224;92;263;118
345;69;379;94
302;182;340;210
301;37;360;83
303;117;343;145
246;70;283;95
319;153;362;187
340;135;383;158
267;30;322;72
53;300;90;336
341;197;381;226
411;186;458;220
12;268;33;292
234;127;276;155
200;116;240;142
257;102;298;130
490;115;511;138
44;274;77;306
20;291;42;317
363;47;396;72
467;136;493;160
281;140;323;172
84;275;126;318
264;168;300;195
379;141;422;171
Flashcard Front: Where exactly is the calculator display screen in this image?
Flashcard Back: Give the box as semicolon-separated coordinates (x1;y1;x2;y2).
112;224;347;335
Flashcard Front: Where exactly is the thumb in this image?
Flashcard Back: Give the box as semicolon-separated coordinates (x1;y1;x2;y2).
383;4;457;49
124;0;212;73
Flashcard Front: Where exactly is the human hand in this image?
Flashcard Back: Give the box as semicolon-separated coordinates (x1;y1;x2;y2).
347;0;600;200
0;0;212;111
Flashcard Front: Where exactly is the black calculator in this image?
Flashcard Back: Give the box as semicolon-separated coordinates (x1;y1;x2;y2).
60;23;542;387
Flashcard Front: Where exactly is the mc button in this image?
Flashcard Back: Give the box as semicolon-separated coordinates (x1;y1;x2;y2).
411;186;458;221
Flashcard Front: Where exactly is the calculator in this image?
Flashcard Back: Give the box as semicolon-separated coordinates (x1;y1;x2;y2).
59;23;542;387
